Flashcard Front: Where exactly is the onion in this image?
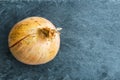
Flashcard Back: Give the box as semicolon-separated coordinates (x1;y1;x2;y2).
8;17;61;65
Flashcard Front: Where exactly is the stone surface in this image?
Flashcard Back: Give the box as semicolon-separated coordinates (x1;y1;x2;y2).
0;0;120;80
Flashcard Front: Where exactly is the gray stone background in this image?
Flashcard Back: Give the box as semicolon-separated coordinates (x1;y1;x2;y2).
0;0;120;80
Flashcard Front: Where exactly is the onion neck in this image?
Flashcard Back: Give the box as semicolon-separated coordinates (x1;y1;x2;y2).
38;28;59;40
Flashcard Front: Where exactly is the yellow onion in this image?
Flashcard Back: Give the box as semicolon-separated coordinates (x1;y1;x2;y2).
8;17;61;65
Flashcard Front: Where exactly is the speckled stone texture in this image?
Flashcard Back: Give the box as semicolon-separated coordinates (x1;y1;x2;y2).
0;0;120;80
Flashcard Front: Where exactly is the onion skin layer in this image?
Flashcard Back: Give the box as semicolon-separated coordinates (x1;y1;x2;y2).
8;17;60;65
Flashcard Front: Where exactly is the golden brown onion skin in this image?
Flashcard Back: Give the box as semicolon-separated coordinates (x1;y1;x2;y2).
8;17;60;65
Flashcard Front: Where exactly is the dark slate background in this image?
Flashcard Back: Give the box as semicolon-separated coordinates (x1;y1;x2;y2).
0;0;120;80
